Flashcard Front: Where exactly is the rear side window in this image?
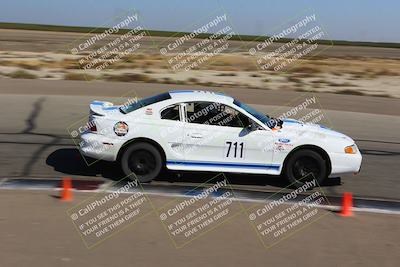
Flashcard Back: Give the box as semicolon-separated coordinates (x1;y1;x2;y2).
161;105;180;121
120;92;171;114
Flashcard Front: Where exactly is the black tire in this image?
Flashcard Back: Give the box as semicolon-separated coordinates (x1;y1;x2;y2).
283;149;327;189
120;142;163;183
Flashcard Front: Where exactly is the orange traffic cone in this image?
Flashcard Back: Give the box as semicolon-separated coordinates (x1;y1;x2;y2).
61;177;73;201
340;192;353;216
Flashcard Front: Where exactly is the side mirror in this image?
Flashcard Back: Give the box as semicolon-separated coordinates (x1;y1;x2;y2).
246;123;256;131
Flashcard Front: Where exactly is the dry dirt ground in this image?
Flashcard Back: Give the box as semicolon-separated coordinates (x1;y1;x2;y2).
0;29;399;98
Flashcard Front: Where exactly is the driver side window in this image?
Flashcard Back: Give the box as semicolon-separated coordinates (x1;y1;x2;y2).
185;101;252;128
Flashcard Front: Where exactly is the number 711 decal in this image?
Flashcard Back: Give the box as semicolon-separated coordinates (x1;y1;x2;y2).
226;141;244;158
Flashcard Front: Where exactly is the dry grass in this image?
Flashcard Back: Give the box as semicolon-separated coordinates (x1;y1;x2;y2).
330;71;343;76
0;60;42;70
327;82;357;87
64;72;96;81
7;70;37;79
58;59;81;69
187;77;199;83
103;73;152;83
374;69;398;76
1;51;399;98
288;65;322;74
216;72;237;76
287;76;303;83
16;61;42;70
311;79;329;84
335;89;365;96
206;55;257;71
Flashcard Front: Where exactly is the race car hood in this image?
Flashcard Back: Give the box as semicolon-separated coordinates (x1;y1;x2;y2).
280;118;354;142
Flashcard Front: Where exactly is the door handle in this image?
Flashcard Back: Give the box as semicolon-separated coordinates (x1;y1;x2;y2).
190;133;203;139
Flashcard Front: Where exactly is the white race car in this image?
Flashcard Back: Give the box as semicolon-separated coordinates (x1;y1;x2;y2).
79;90;362;188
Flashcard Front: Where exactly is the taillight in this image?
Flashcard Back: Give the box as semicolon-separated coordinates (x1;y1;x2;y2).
88;121;97;132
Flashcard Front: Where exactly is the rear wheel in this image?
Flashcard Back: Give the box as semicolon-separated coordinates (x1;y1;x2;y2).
284;149;327;189
121;142;163;182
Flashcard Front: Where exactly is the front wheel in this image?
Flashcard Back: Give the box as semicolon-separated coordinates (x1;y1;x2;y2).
120;142;163;182
283;149;327;189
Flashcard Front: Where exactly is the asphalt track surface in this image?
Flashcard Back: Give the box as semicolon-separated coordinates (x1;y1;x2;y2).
0;78;399;200
0;190;399;267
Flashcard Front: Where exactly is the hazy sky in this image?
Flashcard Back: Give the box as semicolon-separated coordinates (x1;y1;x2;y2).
1;0;399;42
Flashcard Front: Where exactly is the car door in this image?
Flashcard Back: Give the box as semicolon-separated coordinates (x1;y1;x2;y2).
180;101;275;174
157;103;186;163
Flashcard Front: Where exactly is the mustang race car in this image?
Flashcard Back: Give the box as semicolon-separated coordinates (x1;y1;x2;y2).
79;90;362;188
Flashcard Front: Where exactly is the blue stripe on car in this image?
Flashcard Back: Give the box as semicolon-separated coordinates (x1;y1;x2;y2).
282;119;302;124
166;160;280;170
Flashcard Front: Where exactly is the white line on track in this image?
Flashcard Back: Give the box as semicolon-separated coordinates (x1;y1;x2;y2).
1;185;399;215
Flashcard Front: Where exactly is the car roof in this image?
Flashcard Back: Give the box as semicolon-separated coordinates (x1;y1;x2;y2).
168;90;234;104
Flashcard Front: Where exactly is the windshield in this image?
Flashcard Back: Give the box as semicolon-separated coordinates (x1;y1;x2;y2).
120;92;171;114
233;99;277;128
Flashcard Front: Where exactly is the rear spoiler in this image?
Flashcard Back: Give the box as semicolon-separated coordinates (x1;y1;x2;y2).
90;101;118;116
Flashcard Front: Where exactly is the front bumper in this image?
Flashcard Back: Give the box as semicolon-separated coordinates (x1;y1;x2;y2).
328;151;362;176
79;132;119;161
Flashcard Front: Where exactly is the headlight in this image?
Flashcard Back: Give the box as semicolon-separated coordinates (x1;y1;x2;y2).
344;144;358;154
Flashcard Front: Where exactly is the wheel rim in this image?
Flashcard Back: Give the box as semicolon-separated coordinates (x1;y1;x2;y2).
128;149;156;176
292;156;320;182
